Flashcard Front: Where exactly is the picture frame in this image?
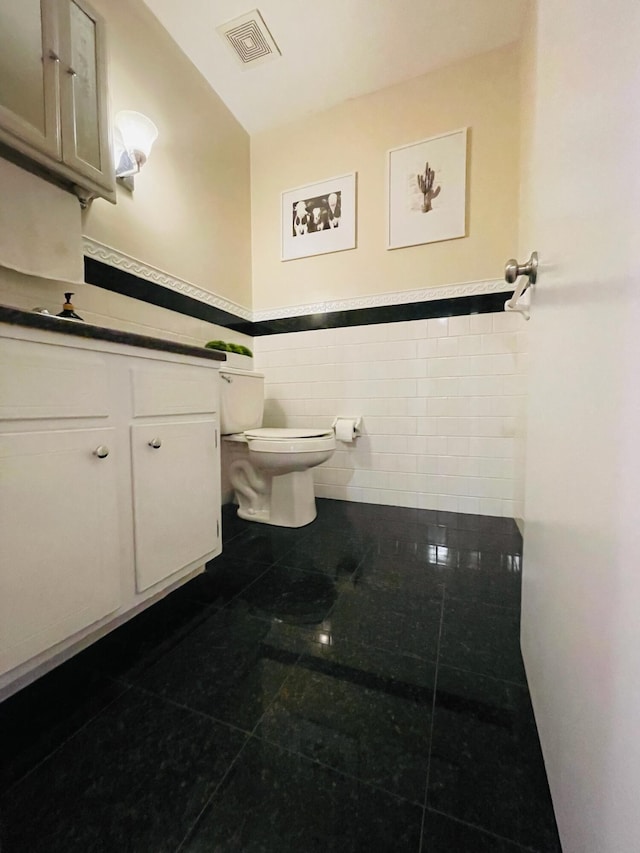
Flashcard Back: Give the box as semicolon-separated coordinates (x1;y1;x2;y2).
281;172;357;261
387;128;468;250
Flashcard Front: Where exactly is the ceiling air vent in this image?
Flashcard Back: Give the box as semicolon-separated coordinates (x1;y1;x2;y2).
217;9;281;69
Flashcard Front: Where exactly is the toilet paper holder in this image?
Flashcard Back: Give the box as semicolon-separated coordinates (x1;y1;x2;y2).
332;416;362;441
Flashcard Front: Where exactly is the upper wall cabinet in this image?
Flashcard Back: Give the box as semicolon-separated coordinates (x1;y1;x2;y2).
0;0;115;205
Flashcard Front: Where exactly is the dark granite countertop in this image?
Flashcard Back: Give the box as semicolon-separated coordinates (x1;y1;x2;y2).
0;304;227;363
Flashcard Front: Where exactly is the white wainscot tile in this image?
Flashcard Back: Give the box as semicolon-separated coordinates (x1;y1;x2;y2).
427;317;449;338
458;456;482;477
437;417;462;436
447;475;470;496
418;493;439;511
458;335;483;357
446;436;470;456
424;474;446;493
418;455;440;474
367;434;408;454
469;396;494;417
502;500;517;518
417;338;439;359
434;377;459;397
491;354;518;375
438;494;459;512
406;435;429;454
386;320;427;340
391;472;422;492
436;337;459;358
417;377;436;397
427;397;449;417
384;360;424;380
406;397;428;416
437;455;459;476
469;314;493;334
380;379;418;398
481;333;518;355
448;315;471;336
502;375;527;395
491;312;523;333
479;497;504;517
427;436;448;455
417;417;438;436
458;496;481;514
391;454;418;473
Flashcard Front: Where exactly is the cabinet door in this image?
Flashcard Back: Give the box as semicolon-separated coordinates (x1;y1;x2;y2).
0;427;122;676
0;0;61;159
57;0;113;191
131;420;221;592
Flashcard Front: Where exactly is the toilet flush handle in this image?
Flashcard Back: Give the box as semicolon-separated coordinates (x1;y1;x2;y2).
221;374;233;383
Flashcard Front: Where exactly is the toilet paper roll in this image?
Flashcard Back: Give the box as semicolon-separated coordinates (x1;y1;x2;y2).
335;418;358;443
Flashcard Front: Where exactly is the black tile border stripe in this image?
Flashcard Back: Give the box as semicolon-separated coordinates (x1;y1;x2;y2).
85;256;512;338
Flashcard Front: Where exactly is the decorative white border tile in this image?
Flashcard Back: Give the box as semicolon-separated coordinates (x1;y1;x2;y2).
252;279;508;321
82;238;253;321
83;238;507;323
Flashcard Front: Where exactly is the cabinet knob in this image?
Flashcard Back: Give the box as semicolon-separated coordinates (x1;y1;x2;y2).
48;50;60;63
67;66;78;77
93;445;109;458
148;438;162;449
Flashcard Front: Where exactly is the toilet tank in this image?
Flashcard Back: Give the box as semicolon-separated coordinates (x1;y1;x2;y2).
219;367;264;434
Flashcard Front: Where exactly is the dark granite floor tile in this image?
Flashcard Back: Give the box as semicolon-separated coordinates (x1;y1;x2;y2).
275;528;370;579
325;582;443;662
255;649;435;802
75;592;211;683
439;598;526;684
442;551;522;609
0;688;246;853
179;558;272;606
427;666;561;851
219;524;301;566
352;550;445;602
422;809;531;852
0;656;125;795
229;564;339;624
135;607;300;731
182;738;424;853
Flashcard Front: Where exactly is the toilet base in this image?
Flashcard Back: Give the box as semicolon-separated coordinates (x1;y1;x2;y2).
234;469;318;528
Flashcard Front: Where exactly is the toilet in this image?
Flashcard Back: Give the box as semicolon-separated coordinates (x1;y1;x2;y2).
220;367;335;527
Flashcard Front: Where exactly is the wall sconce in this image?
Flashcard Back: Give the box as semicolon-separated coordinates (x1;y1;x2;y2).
114;110;158;192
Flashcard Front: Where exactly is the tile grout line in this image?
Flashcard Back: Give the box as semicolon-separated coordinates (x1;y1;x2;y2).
173;647;306;853
418;585;446;853
1;681;133;798
426;807;541;853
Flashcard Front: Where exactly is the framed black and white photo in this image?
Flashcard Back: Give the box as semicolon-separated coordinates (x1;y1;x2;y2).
281;173;357;261
387;128;467;250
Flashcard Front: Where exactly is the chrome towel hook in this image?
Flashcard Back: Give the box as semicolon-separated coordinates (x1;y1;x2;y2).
504;251;538;286
504;251;538;321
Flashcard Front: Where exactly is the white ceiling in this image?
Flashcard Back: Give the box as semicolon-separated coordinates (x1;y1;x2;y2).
142;0;528;135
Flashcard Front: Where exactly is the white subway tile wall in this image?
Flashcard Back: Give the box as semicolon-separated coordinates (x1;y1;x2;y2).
253;311;527;519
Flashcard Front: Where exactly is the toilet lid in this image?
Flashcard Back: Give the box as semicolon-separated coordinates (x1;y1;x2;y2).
244;427;333;440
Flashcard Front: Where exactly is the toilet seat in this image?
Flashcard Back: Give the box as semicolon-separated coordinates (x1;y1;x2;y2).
244;427;335;455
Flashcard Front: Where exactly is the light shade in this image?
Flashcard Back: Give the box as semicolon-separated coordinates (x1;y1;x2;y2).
115;111;158;161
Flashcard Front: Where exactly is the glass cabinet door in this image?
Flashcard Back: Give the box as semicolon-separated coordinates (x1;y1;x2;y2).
58;0;113;190
0;0;60;158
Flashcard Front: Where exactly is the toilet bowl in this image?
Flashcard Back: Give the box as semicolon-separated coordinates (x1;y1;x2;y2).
220;369;335;528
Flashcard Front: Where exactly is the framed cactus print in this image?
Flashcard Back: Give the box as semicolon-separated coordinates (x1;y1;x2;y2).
387;128;467;250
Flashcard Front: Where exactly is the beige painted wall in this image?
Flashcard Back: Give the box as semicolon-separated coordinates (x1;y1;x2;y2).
250;43;521;313
84;0;251;310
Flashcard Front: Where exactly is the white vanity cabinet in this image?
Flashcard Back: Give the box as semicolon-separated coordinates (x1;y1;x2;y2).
0;0;115;204
0;322;222;694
